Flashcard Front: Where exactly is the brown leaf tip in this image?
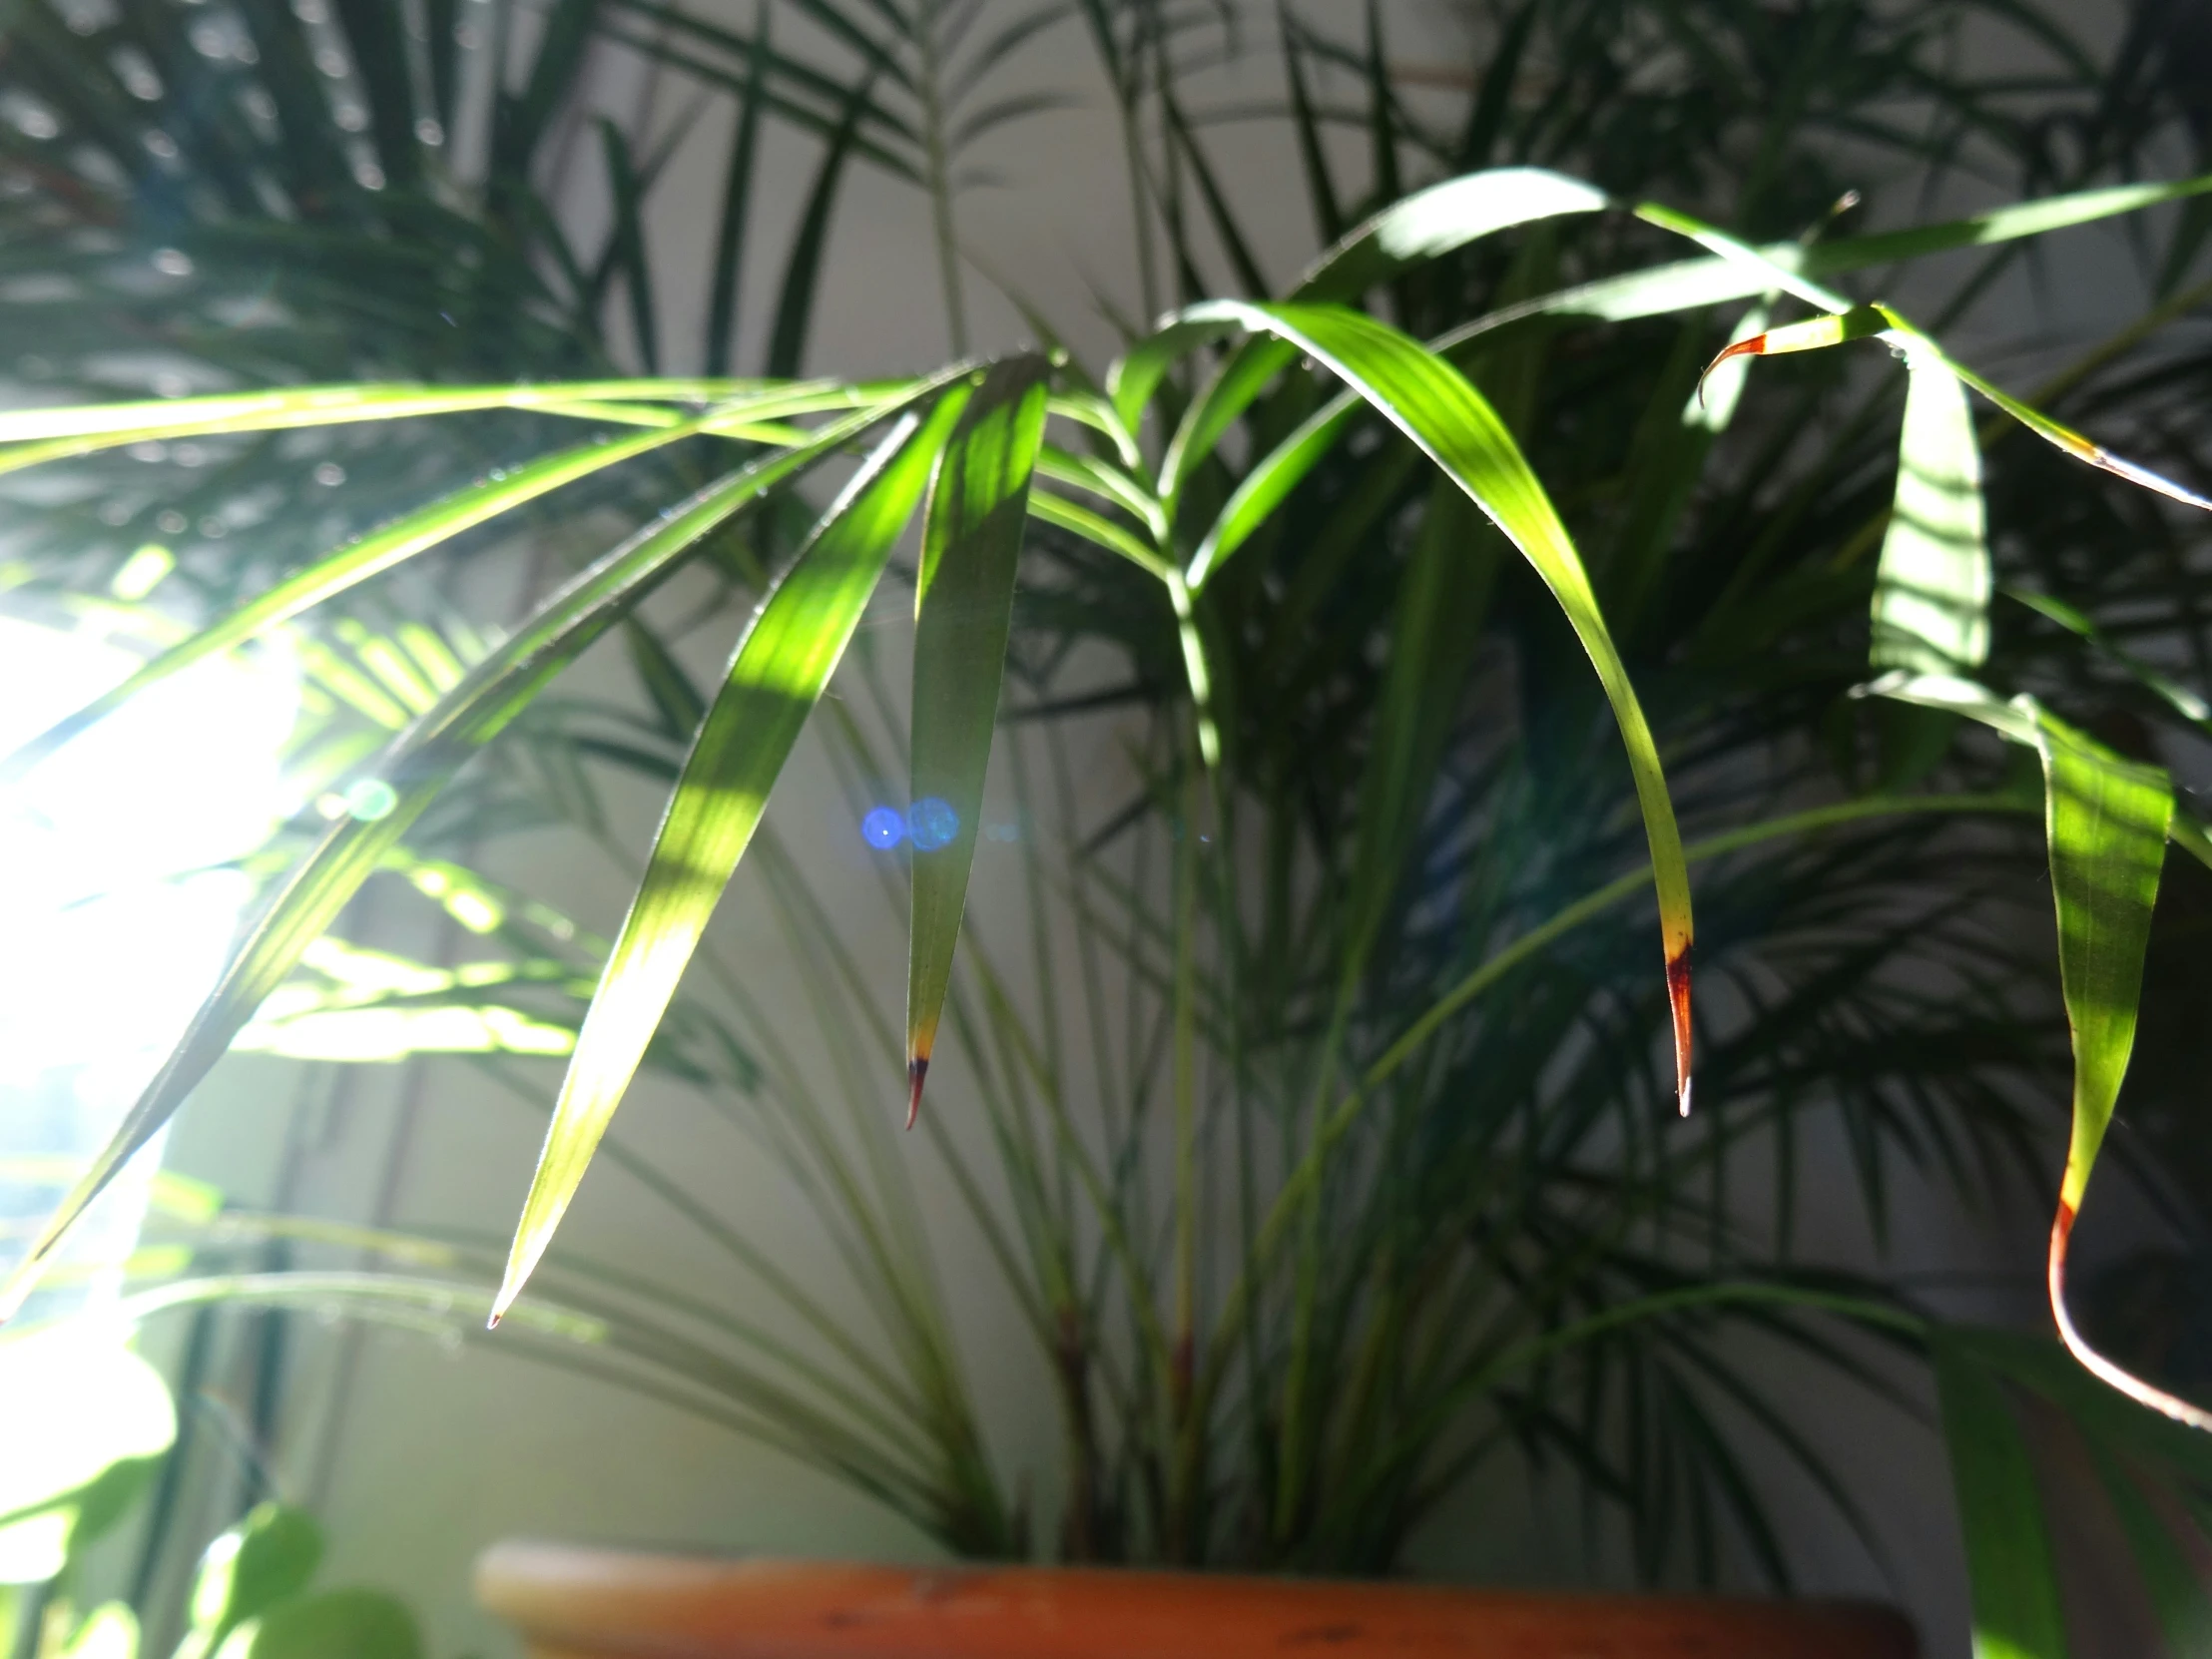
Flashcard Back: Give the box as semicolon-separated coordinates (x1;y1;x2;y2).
1698;336;1767;406
905;1056;928;1131
1666;946;1694;1117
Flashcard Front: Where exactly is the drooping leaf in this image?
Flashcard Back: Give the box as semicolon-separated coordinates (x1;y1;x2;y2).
1174;298;1697;1110
490;390;971;1322
1141;167;1612;506
1873;356;1989;675
0;392;827;783
2032;715;2191;1422
0;391;943;1321
1868;675;2203;1424
1933;1330;2071;1659
906;358;1051;1123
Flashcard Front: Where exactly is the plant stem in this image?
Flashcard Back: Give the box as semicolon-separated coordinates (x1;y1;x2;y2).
915;0;969;356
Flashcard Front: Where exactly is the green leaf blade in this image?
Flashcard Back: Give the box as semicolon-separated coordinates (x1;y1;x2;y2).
1874;358;1990;675
1176;298;1697;1109
490;392;968;1322
906;357;1051;1120
0;392;939;1323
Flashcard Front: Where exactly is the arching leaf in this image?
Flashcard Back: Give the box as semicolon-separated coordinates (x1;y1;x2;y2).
1176;298;1696;1111
0;390;942;1322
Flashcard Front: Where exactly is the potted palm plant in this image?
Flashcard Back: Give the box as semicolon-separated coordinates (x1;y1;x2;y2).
6;3;2212;1656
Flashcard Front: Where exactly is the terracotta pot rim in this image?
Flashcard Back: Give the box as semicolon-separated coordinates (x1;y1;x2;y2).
477;1539;1919;1659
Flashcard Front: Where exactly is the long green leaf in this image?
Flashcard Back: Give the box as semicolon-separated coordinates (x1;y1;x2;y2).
1427;171;2212;363
1176;298;1696;1109
0;380;765;473
0;391;944;1322
1934;1330;2071;1659
1869;676;2205;1427
906;358;1051;1123
489;391;970;1323
1142;167;1610;504
2032;715;2193;1423
1;383;889;785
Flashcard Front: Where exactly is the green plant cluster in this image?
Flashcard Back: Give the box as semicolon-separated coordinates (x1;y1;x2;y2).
2;2;2212;1652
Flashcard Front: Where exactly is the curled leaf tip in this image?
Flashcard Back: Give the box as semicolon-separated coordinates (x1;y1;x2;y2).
1697;336;1766;406
485;1311;503;1332
905;1056;928;1131
2049;1195;2212;1430
1666;947;1694;1116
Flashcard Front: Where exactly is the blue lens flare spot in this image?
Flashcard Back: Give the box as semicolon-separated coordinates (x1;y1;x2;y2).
861;807;906;849
907;798;958;851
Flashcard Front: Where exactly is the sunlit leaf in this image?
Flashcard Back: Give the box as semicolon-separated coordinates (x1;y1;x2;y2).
1175;298;1697;1110
2032;715;2193;1424
1873;357;1989;675
0;391;944;1321
906;358;1051;1123
1291;167;1608;302
490;389;973;1322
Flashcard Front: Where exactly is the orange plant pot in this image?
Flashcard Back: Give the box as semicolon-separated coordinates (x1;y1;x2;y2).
476;1541;1917;1659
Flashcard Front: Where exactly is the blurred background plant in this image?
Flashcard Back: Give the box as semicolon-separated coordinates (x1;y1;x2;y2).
3;0;2212;1654
0;1296;426;1659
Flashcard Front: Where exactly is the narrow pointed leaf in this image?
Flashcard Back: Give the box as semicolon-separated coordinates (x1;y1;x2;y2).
1870;673;2207;1424
906;358;1051;1121
491;392;968;1322
1873;356;1989;675
1177;298;1696;1110
2031;713;2202;1426
1933;1331;2071;1659
0;391;945;1322
1187;392;1363;589
4;419;711;783
0;380;765;474
1447;171;2212;355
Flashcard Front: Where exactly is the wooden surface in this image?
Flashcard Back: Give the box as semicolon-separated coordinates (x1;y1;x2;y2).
477;1542;1918;1659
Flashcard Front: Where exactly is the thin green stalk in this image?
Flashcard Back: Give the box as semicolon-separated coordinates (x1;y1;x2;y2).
915;0;970;354
1200;791;2027;1398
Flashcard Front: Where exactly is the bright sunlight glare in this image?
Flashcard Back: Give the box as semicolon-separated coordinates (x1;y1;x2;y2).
0;615;298;1313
